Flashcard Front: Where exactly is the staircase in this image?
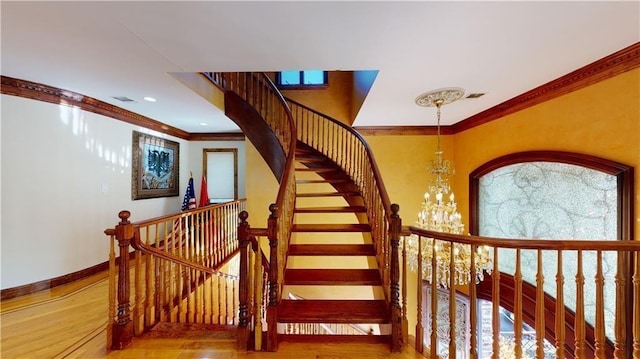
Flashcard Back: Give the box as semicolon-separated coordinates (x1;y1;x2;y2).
201;72;397;351
277;142;390;341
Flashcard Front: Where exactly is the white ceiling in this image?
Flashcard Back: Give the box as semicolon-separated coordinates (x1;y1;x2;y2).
2;1;638;133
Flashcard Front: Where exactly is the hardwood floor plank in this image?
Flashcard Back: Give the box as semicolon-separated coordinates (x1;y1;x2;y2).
1;268;423;359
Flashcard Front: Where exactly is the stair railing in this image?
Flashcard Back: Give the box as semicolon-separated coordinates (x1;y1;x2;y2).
205;72;297;351
287;98;391;285
104;200;246;350
287;98;398;347
237;211;270;351
389;204;640;359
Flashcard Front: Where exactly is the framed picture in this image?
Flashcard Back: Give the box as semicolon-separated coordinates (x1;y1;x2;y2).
131;131;180;200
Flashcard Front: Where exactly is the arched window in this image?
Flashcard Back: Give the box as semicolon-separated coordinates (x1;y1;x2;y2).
469;151;634;358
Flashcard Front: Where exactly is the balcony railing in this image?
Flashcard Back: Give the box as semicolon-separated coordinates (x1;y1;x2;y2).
389;204;640;358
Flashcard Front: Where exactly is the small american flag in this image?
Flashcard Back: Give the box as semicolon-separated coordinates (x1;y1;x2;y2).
181;176;196;211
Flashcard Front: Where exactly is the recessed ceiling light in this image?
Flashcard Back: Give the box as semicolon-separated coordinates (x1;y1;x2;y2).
143;96;157;102
200;122;208;126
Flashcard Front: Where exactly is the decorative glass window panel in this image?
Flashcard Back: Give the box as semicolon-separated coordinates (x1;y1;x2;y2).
477;299;556;359
478;161;617;339
424;287;470;359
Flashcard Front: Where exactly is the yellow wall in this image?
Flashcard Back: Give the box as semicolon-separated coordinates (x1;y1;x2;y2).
453;68;640;241
244;141;280;228
280;71;355;125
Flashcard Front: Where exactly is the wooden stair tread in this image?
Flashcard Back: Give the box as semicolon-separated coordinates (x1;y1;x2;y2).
296;156;327;162
296;191;360;198
279;334;390;343
278;299;388;323
292;223;371;232
294;206;366;213
295;167;337;173
285;269;381;285
296;179;350;184
288;244;375;256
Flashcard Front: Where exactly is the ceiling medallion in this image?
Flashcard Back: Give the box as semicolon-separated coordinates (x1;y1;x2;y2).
415;87;465;108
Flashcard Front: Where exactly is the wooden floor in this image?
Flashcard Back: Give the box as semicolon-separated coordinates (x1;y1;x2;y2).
1;272;425;359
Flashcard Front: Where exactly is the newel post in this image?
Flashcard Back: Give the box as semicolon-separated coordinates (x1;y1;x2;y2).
389;203;403;352
237;211;251;351
111;210;134;350
266;203;279;352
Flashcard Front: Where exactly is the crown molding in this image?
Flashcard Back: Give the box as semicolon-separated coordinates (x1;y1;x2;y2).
1;76;191;140
189;132;245;141
353;125;454;136
451;42;640;133
3;42;638;138
353;42;639;136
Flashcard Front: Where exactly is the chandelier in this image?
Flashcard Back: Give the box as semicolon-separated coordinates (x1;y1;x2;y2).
404;88;492;288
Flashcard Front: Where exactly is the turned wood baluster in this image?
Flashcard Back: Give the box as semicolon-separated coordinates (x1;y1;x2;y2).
613;252;628;358
633;251;640;357
492;247;500;359
389;204;403;352
574;250;586;358
430;239;437;358
416;235;424;353
111;210;134;350
134;242;142;334
594;251;606;358
267;204;280;352
514;249;523;358
555;250;566;359
402;229;409;344
237;210;250;350
463;246;475;359
254;235;263;351
535;250;545;359
217;275;223;325
448;244;456;358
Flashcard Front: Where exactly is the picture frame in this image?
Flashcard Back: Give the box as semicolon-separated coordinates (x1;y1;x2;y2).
131;131;180;200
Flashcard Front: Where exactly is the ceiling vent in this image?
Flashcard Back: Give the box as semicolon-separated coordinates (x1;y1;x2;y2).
112;96;135;102
465;93;485;99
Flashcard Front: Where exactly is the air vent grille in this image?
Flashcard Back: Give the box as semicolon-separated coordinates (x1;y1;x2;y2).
112;96;135;102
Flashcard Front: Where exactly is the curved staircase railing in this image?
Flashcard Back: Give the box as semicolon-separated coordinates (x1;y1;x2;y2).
286;98;400;348
287;98;392;293
204;72;298;351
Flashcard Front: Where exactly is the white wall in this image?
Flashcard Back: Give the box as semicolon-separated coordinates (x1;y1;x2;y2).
0;95;196;289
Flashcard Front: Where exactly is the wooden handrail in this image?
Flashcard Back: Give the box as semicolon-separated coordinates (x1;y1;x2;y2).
130;230;237;280
408;226;640;251
285;97;391;214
